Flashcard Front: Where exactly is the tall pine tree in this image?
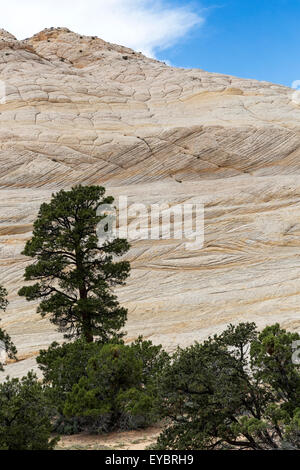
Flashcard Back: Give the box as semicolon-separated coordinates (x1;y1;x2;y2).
19;185;130;343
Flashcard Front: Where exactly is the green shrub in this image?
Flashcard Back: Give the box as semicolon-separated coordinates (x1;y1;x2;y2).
155;322;300;450
0;372;58;450
37;339;104;413
37;337;169;433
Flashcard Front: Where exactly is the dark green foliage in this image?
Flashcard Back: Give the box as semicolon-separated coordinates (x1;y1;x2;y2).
63;343;145;429
281;409;300;449
37;338;169;433
155;322;300;450
37;339;104;414
0;285;17;371
130;335;170;390
0;372;58;450
250;323;300;413
18;185;130;343
0;285;7;312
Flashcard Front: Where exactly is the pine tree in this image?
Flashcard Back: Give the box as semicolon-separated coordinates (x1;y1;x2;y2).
18;185;130;343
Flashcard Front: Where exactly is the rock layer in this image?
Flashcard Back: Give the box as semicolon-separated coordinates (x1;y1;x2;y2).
1;28;300;377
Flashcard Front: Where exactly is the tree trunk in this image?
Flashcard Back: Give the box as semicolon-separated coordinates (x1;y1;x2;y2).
83;326;93;343
82;309;93;343
79;286;93;343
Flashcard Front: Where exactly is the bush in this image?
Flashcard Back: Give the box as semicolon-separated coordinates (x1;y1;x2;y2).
281;409;300;449
0;372;58;450
154;322;300;450
37;337;169;433
37;339;103;414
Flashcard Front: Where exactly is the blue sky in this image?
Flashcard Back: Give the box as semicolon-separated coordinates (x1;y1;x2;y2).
2;0;299;87
156;0;300;87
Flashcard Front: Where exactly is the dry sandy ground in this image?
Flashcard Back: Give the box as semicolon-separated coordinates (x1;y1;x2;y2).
55;426;162;451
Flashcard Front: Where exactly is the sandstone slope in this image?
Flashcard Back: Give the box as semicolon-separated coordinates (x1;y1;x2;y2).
1;27;300;377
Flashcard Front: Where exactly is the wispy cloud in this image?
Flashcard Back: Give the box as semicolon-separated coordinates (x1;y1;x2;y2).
1;0;204;58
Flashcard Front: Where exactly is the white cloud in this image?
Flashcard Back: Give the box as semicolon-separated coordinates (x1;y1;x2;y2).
0;0;204;58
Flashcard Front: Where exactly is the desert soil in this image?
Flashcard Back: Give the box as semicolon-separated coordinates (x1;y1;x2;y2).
55;425;162;451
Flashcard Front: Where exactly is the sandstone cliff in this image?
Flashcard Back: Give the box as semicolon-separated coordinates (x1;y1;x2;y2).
1;27;300;377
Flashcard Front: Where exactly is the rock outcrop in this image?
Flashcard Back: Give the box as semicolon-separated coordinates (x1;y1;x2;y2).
1;28;300;377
